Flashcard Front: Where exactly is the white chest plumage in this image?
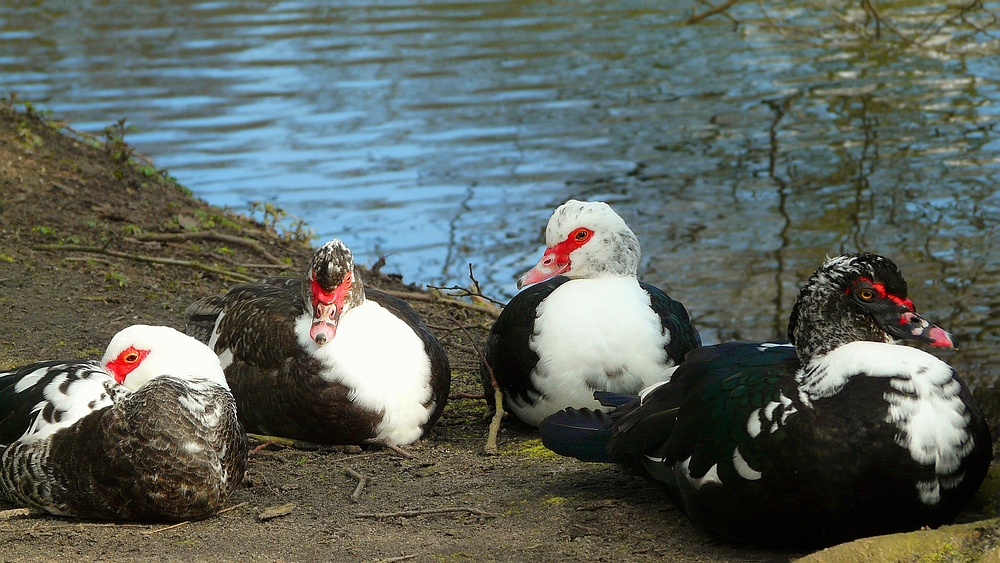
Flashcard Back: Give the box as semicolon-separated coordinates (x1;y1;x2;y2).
514;276;673;426
295;300;434;444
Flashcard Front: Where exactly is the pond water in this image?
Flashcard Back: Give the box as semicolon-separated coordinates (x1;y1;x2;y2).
3;1;1000;385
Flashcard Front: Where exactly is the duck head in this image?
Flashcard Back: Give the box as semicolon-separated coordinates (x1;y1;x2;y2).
301;239;366;345
787;253;954;363
518;199;641;289
102;325;228;390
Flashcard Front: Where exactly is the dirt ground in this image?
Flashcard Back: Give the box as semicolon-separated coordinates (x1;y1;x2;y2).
0;100;996;562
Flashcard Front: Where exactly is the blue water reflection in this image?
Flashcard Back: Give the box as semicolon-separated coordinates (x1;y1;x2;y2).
2;0;999;384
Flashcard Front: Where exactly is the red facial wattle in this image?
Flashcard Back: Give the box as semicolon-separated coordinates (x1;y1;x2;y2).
518;227;594;289
309;271;354;345
104;346;150;384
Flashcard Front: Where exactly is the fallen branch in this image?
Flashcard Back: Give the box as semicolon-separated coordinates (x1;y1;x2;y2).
344;467;369;502
379;289;501;319
33;243;258;283
131;232;288;266
448;314;504;455
356;507;495;519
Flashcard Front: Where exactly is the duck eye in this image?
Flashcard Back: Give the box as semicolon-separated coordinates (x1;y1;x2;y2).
858;288;875;301
124;352;139;363
574;229;589;241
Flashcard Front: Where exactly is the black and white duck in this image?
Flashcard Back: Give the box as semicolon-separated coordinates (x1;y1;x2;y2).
185;239;450;446
540;253;991;547
0;325;247;522
481;199;701;426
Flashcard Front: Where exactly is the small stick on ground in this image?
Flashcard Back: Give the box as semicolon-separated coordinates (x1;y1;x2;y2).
249;440;273;455
377;556;418;563
140;504;247;535
379;289;501;319
344;467;369;502
449;392;485;400
216;502;249;516
142;520;191;535
364;438;414;459
447;314;504;454
356;507;495;519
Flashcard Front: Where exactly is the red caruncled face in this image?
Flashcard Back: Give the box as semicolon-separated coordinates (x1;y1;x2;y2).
519;227;593;288
105;346;150;384
309;270;353;345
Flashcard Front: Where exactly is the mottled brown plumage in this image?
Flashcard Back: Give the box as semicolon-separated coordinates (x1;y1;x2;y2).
0;326;248;522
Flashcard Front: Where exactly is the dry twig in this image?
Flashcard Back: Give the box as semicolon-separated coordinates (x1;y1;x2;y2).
344;467;369;502
141;502;248;535
356;507;495;519
33;243;259;283
448;314;504;455
131;231;288;266
258;502;296;522
379;289;501;319
376;556;418;563
364;438;414;459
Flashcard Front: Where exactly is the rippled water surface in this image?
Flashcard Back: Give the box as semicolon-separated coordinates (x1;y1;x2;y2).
3;1;1000;384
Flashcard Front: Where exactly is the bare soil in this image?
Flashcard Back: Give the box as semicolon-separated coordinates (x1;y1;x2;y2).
0;101;994;562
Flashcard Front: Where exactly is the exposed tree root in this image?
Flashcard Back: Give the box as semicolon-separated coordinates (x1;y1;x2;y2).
33;243;259;283
131;231;288;266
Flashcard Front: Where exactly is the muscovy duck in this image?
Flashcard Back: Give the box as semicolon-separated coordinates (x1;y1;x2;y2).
481;199;701;427
0;325;247;522
540;253;992;547
185;239;450;446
